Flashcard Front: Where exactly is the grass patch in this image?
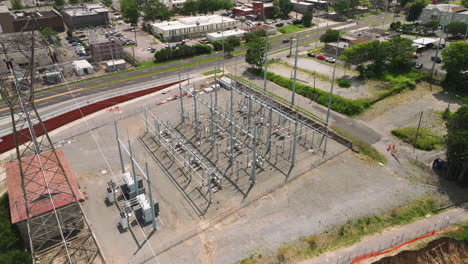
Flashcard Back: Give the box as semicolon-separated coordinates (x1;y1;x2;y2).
277;24;314;35
333;126;387;164
203;69;223;76
446;222;468;242
239;197;438;264
391;127;445;151
0;193;32;263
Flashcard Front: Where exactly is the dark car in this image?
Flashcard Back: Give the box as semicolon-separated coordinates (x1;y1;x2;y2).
431;56;442;63
275;23;284;27
307;52;316;57
414;63;423;69
282;39;290;43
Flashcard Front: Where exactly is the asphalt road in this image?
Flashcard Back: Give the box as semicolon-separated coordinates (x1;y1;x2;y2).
0;13;396;120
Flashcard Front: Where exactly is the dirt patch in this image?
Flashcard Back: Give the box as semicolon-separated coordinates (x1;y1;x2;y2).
372;237;468;264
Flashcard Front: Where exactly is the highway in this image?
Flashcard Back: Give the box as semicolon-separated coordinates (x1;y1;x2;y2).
0;13;398;126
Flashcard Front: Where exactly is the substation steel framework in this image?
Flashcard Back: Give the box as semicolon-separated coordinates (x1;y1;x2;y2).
140;74;337;211
0;18;104;264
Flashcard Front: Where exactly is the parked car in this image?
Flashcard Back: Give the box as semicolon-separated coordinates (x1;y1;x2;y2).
275;23;284;27
71;42;78;46
307;52;316;57
454;34;465;39
432;44;445;49
78;52;89;56
282;39;290;43
431;56;442;63
414;63;423;69
325;57;336;63
316;55;326;60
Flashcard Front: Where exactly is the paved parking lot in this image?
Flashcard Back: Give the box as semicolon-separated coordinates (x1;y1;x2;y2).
414;47;445;75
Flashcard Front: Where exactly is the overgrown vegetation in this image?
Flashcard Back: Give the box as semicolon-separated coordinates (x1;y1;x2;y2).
239;197;438;264
249;68;421;116
0;194;32;264
391;127;445;151
203;69;222;76
154;44;212;62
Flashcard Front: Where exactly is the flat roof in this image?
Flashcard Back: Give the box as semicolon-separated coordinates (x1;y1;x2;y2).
0;5;8;13
153;15;237;31
6;149;83;224
106;59;125;66
413;37;437;45
207;29;247;37
72;59;93;68
424;4;466;13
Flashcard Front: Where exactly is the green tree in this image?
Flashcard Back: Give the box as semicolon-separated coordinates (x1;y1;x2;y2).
143;0;171;22
302;12;313;27
221;0;234;10
69;0;79;4
224;36;241;55
446;105;468;186
102;0;113;7
180;0;198;15
406;1;426;22
445;22;467;36
333;0;352;19
319;29;340;43
273;0;293;18
424;20;440;31
461;0;468;8
11;0;23;10
341;38;414;77
442;41;468;91
212;41;223;51
359;0;371;7
245;35;268;68
54;0;65;6
120;0;140;26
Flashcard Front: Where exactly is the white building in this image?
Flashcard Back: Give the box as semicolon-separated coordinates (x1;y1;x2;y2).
164;0;187;11
151;15;242;41
106;59;126;72
206;29;247;42
72;60;94;76
420;4;468;26
412;37;437;49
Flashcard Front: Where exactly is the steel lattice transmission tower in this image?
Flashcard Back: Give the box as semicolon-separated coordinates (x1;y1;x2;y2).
0;19;104;264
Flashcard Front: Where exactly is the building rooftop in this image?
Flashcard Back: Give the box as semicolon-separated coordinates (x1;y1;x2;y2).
424;4;467;13
62;4;109;17
0;5;9;13
72;59;93;69
12;10;59;19
153;15;236;30
206;29;247;38
0;32;47;52
5;149;83;224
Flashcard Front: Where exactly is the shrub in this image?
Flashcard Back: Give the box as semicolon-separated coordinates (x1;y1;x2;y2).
337;78;351;88
154;44;212;62
212;41;222;51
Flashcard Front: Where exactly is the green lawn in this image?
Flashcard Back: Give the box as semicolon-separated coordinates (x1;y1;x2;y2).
391;127;445;151
202;69;223;76
277;24;312;35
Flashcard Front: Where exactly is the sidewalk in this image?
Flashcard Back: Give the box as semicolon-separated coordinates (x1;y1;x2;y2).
300;204;468;264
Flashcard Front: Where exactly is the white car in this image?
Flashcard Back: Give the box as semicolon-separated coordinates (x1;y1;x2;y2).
325;57;336;63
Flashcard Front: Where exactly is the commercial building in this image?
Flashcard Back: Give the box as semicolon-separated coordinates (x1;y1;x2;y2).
151;15;241;41
72;59;94;76
90;40;123;62
206;29;247;42
5;149;84;244
420;4;468;26
412;37;437;50
252;2;274;20
12;10;65;32
291;0;314;14
232;6;254;17
61;4;109;29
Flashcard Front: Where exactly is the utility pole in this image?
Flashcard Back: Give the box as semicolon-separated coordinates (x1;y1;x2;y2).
413;112;423;153
291;35;299;106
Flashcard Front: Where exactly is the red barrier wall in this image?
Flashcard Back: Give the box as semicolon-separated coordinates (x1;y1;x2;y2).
1;80;181;154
